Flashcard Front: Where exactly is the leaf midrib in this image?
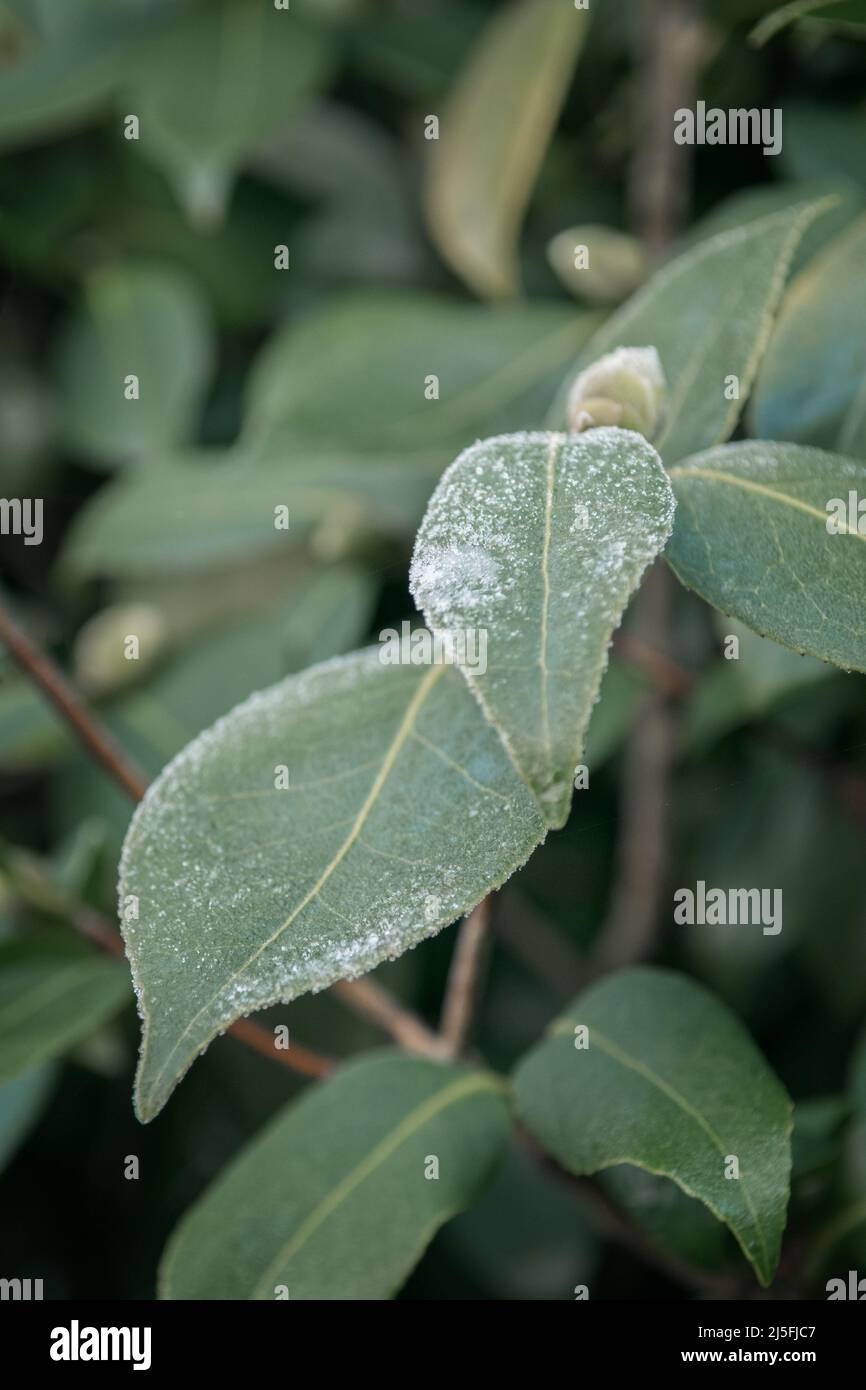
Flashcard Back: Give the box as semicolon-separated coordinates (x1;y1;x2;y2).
140;664;447;1110
669;463;866;541
554;1016;770;1274
242;1071;503;1299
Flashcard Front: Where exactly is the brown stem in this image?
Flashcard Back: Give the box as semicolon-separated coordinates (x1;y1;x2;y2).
613;631;695;698
628;0;703;257
494;888;589;1001
0;594;440;1063
331;977;447;1058
0;599;149;802
439;896;494;1058
228;1017;334;1081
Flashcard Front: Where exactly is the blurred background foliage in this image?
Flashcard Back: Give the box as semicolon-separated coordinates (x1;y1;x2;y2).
0;0;865;1299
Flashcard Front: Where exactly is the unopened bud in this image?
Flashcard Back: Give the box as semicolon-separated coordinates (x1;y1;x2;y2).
547;225;647;306
566;346;666;440
73;602;166;697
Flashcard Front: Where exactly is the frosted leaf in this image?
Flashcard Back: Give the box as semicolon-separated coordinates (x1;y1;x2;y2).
410;429;675;828
120;650;545;1121
121;426;675;1121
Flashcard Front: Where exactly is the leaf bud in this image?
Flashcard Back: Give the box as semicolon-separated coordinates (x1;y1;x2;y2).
566;345;666;440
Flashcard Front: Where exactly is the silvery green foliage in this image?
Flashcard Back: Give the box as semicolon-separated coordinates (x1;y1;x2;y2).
125;2;336;226
410;429;674;828
122;654;546;1122
120;428;674;1120
62;293;600;579
114;188;864;1298
55;263;213;469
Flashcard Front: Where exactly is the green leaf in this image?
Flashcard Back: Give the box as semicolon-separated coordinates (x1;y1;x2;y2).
749;214;866;449
0;1065;55;1173
0;675;71;769
25;0;167;43
751;0;866;46
242;290;600;457
547;224;647;306
424;0;589;299
685;617;835;752
121;652;546;1121
125;0;336;225
839;377;866;458
65;293;601;577
61;448;437;577
121;425;674;1118
55;263;213;468
109;566;376;775
350;4;486;100
666;441;866;672
550;200;835;464
106;160;291;331
52;566;374;869
683;181;864;280
791;1096;851;1179
410;429;674;827
159;1052;509;1299
252;101;428;286
0;933;130;1085
513;967;793;1286
0;6;147;150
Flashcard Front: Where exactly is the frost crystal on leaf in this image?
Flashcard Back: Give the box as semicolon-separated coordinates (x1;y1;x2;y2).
410;428;675;828
119;648;545;1121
